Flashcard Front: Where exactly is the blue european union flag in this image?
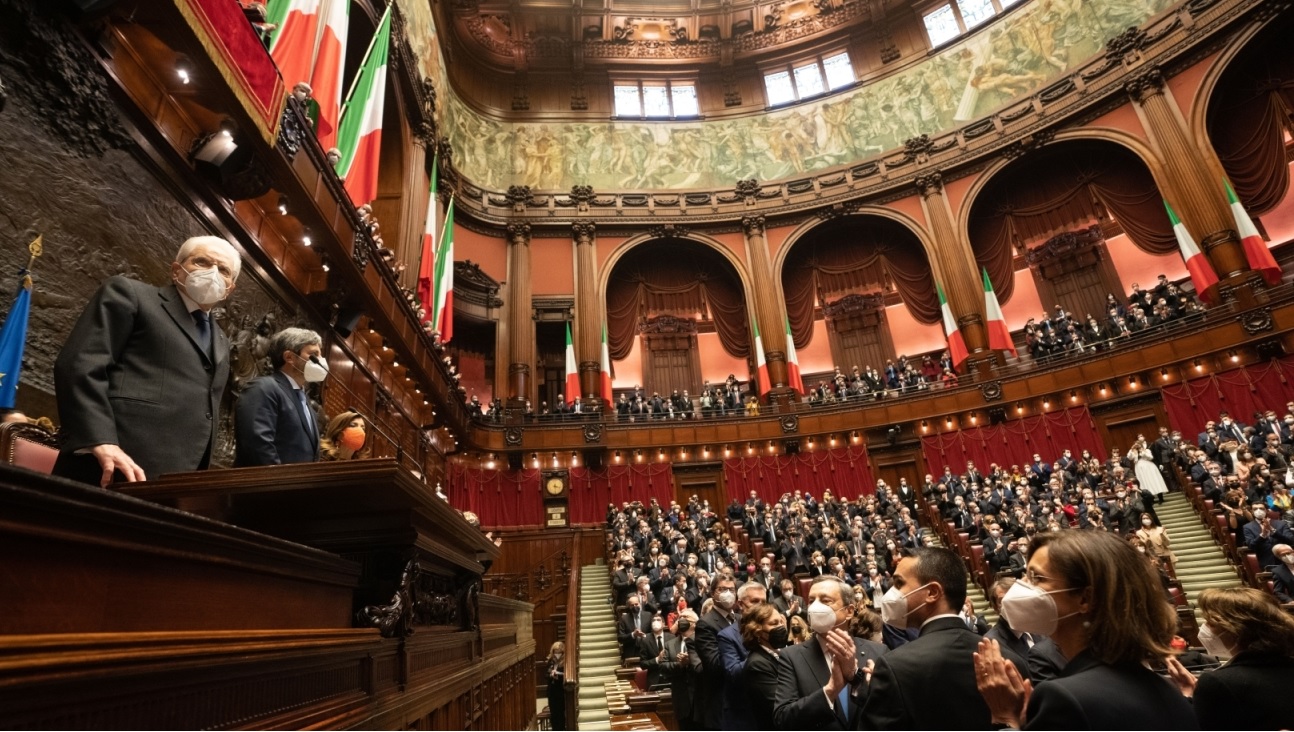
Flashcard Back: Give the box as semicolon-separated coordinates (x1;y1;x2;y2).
0;275;32;409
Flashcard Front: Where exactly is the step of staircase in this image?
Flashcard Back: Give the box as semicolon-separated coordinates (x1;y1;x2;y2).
575;563;621;731
1156;492;1243;622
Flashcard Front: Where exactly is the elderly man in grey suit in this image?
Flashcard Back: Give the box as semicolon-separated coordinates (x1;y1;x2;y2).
53;236;240;487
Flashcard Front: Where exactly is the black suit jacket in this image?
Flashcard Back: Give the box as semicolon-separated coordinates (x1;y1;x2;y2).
53;278;230;484
985;619;1067;683
862;616;1028;730
660;635;703;724
1193;651;1294;730
636;631;675;689
1025;651;1197;730
694;608;736;730
234;371;321;466
741;645;781;730
1272;563;1294;602
773;634;887;730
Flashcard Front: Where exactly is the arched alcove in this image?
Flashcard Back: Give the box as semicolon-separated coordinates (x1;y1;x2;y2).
965;139;1179;325
604;238;752;396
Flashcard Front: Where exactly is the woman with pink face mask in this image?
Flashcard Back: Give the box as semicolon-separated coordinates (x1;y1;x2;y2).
321;410;371;460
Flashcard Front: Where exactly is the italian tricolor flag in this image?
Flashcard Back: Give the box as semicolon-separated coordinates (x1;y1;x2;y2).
564;323;580;405
939;285;969;368
784;316;803;395
1225;179;1281;286
982;269;1016;357
416;155;438;325
600;321;613;403
335;6;391;206
310;0;348;150
428;197;455;343
1165;200;1219;302
753;317;770;396
266;0;321;95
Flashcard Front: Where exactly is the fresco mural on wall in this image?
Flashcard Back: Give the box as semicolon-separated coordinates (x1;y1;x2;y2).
443;0;1178;192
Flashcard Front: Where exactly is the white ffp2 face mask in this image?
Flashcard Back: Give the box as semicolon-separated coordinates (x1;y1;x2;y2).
183;265;227;305
1197;622;1233;659
879;583;931;628
1000;580;1079;636
806;600;837;634
302;355;328;383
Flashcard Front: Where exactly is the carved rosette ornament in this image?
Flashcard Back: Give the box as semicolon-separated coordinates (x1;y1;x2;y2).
780;415;800;434
1124;67;1165;103
1105;26;1149;65
980;381;1004;402
583;423;603;443
741;215;766;237
352;229;371;272
903;134;934;164
735;178;761;204
647;224;690;240
505;184;533;211
504;426;524;445
1239;308;1274;335
1002;129;1056;159
914;172;944;198
570;184;595;211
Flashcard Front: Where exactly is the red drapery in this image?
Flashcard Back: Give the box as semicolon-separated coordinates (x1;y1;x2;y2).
722;445;876;504
447;465;544;528
1160;358;1294;438
569;464;676;524
920;407;1107;475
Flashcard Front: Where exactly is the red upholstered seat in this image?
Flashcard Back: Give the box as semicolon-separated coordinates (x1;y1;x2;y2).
797;577;812;601
633;667;649;691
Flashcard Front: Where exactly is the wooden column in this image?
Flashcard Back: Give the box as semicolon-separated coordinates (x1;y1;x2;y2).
572;221;603;406
1126;68;1253;301
741;215;791;399
915;172;989;361
506;222;534;406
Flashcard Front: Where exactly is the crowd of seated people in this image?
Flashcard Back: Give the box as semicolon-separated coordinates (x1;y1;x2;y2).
806;355;958;406
1025;275;1203;359
601;404;1294;728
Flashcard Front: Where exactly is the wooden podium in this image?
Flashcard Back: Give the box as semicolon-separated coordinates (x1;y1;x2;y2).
1;460;533;729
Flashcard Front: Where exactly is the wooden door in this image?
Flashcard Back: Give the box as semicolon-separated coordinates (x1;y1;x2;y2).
672;464;722;512
825;294;893;371
875;457;919;493
1103;413;1162;454
643;329;701;396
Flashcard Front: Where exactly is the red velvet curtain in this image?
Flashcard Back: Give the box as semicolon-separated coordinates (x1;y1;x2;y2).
607;241;750;360
447;465;544;528
968;142;1175;303
1161;358;1294;438
569;463;676;524
722;445;876;504
1206;20;1294;215
920;407;1107;475
782;218;940;348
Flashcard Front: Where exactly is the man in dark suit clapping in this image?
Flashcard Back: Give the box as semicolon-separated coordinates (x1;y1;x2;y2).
53;237;240;487
861;547;1028;729
234;328;325;466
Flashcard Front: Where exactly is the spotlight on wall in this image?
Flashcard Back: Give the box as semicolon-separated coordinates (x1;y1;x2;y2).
278;194;289;215
1099;383;1108;395
1161;367;1169;381
175;55;192;84
1129;375;1138;387
1229;350;1240;363
1194;359;1203;371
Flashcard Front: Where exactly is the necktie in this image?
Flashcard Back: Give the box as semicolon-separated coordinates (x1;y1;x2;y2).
297;389;315;437
1023;633;1035;648
837;687;850;718
192;310;212;359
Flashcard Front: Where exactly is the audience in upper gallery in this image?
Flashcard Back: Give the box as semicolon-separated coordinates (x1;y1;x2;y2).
598;396;1294;730
1023;278;1202;360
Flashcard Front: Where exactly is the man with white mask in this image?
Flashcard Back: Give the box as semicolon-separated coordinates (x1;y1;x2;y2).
861;547;1027;730
234;327;326;466
54;236;240;487
773;575;886;730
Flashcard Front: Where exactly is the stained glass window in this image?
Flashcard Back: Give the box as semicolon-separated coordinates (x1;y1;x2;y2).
671;84;699;117
642;85;671;117
793;63;825;98
614;85;641;117
959;0;996;28
923;4;960;46
822;52;855;90
764;70;796;106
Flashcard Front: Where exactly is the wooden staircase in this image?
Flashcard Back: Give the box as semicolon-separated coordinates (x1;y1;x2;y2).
1155;492;1243;622
576;562;620;730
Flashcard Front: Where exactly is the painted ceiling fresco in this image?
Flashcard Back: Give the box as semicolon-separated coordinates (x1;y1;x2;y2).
439;0;1178;192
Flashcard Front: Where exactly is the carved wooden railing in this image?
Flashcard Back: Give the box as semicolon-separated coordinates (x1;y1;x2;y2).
481;543;574;605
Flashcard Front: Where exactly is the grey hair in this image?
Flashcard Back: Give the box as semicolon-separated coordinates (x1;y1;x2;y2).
175;236;242;281
736;581;767;601
268;327;322;369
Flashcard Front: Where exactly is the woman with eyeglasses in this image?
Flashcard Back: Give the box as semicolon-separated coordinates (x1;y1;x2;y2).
972;530;1196;729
